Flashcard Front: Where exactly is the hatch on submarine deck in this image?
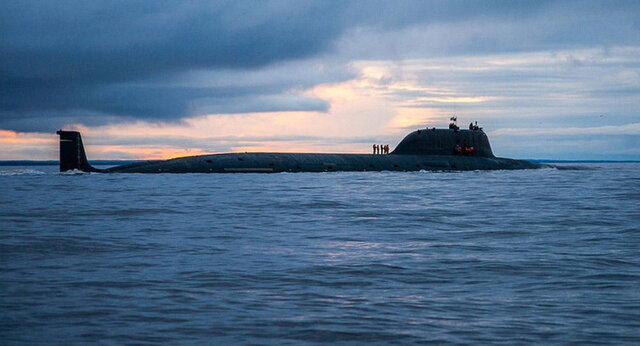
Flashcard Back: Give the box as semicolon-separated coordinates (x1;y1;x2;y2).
56;125;542;173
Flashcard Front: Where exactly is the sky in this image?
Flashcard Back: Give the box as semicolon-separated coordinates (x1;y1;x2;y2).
1;0;639;160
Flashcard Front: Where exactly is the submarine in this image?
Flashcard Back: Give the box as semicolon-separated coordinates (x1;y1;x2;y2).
56;124;543;173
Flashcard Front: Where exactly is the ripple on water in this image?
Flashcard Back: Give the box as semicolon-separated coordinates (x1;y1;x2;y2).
1;163;639;344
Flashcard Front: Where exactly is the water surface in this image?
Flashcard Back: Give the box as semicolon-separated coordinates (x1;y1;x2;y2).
1;164;639;344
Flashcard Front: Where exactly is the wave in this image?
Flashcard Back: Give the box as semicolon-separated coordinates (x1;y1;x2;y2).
59;169;89;175
551;165;597;170
0;169;46;176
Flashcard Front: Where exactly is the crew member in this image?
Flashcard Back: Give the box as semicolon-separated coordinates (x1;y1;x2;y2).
373;144;377;154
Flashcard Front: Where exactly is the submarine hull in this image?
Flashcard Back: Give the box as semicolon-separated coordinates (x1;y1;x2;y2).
103;153;542;173
56;129;544;173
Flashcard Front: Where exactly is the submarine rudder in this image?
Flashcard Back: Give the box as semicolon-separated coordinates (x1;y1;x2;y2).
56;130;102;172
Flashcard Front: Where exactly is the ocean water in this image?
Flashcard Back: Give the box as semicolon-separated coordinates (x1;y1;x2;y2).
1;163;639;344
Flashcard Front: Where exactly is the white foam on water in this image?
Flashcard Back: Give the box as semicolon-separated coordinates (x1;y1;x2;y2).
59;169;87;175
0;169;47;176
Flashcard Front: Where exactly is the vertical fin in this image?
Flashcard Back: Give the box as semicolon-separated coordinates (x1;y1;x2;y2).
56;130;100;172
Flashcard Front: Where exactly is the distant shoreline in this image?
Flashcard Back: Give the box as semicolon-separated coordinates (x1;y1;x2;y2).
1;159;639;166
528;160;640;163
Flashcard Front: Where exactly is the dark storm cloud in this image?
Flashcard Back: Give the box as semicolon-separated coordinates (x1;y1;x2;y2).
1;0;639;131
1;0;356;130
0;79;329;129
1;1;344;81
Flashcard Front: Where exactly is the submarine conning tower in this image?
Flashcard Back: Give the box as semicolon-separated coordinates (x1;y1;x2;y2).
391;128;494;157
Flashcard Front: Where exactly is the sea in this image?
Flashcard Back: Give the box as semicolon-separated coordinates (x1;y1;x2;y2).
1;163;639;345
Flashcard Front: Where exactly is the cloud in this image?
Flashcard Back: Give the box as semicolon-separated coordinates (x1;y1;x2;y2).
491;123;640;137
1;1;356;130
3;0;639;132
1;0;640;161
